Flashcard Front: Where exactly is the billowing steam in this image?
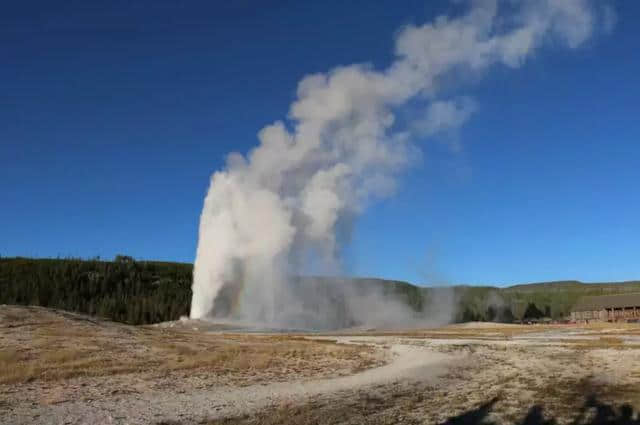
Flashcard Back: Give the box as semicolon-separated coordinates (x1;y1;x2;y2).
191;0;611;327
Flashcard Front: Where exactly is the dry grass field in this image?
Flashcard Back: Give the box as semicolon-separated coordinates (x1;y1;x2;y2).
204;325;640;425
2;305;640;424
0;306;380;387
0;305;382;421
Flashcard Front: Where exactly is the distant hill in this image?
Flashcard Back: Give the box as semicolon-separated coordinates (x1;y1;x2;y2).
1;256;639;325
504;280;640;292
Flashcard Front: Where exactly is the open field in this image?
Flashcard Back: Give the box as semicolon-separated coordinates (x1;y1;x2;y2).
2;305;640;424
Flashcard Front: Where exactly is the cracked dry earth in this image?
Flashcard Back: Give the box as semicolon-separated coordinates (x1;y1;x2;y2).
2;307;640;424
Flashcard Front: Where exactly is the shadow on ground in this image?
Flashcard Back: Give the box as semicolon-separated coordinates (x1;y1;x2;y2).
443;395;638;425
163;394;640;425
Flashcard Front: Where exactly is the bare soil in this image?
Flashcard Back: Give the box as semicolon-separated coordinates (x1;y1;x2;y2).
2;305;640;424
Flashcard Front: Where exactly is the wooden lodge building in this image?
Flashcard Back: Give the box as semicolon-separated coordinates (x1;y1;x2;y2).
570;293;640;322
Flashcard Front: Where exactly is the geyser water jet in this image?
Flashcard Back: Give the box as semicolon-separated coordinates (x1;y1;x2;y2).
191;0;611;327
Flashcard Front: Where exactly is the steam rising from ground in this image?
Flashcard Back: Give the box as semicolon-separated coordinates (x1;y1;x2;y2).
191;0;612;327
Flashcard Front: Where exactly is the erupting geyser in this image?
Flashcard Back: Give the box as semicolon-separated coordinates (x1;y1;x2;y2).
190;0;611;326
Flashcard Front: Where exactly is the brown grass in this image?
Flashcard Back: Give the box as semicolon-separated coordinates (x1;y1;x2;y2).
0;306;378;385
549;336;632;350
327;324;565;340
204;389;423;425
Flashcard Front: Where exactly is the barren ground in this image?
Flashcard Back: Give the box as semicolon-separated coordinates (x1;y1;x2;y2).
2;305;640;424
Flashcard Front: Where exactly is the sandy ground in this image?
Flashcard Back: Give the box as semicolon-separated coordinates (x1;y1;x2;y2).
2;307;640;424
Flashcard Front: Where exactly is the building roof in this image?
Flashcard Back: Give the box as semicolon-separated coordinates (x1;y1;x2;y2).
572;293;640;312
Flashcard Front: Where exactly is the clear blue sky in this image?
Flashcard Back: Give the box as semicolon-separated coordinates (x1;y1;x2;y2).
2;1;638;286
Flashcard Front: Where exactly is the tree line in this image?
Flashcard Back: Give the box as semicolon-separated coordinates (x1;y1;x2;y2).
0;256;192;324
1;256;603;325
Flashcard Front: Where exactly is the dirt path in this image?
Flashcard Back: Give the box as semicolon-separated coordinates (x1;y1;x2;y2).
3;340;463;425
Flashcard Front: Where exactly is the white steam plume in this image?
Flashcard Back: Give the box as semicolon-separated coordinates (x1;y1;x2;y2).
191;0;611;323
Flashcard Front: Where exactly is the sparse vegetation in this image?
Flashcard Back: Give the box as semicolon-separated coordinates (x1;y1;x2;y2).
0;306;379;386
2;305;640;424
204;391;422;425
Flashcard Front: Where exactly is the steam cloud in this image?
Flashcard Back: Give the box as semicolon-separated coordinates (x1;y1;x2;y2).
191;0;612;327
